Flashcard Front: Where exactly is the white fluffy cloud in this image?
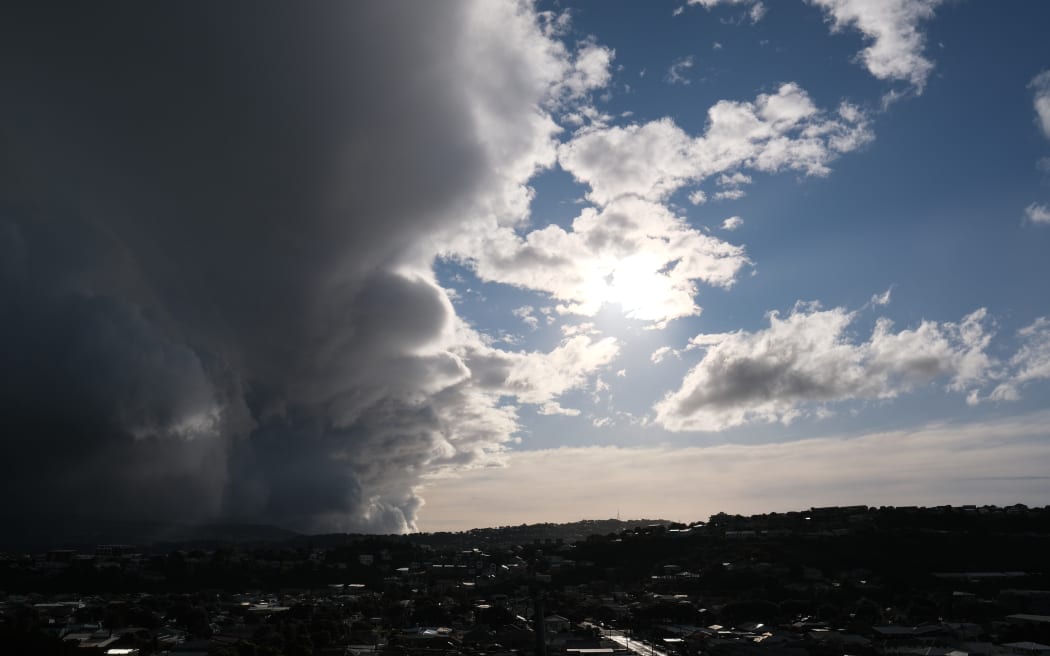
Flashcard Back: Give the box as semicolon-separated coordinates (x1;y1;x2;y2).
1029;70;1050;140
512;305;540;329
714;189;746;201
807;0;942;91
456;196;750;326
558;83;871;205
537;401;582;416
991;317;1050;401
556;40;616;102
690;0;767;24
721;216;744;230
690;0;752;6
455;327;620;407
718;172;753;187
1025;203;1050;225
444;83;869;331
1012;318;1050;384
1023;73;1050;224
651;345;680;364
655;303;995;431
1024;74;1050;224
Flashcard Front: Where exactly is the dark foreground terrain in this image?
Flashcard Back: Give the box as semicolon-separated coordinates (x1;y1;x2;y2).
2;505;1049;656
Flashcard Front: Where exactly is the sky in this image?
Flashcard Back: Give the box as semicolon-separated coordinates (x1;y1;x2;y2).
1;1;1049;535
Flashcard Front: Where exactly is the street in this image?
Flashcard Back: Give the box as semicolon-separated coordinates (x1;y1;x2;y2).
597;628;671;656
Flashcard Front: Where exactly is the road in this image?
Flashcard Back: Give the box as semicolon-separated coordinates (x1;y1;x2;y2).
597;628;670;656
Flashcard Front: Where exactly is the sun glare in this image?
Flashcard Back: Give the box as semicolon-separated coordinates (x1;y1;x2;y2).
583;254;682;322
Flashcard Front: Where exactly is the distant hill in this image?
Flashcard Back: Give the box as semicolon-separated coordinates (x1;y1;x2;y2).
0;516;300;551
0;515;670;553
294;518;673;550
413;518;674;547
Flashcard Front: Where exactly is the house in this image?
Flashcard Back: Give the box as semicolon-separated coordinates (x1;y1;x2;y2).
546;614;572;634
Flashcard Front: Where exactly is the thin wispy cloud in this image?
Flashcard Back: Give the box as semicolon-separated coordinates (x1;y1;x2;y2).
666;55;695;85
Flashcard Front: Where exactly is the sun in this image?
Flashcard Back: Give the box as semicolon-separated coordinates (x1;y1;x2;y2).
582;253;683;323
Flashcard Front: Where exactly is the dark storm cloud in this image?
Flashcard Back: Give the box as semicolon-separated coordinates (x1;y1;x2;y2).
0;1;560;532
0;213;233;520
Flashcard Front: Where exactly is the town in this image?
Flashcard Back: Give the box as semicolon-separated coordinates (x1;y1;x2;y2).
2;505;1049;656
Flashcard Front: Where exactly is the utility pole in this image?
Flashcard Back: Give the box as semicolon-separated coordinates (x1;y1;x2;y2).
533;593;546;656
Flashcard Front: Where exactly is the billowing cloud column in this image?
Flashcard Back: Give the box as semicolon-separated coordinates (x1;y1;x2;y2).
0;1;603;532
